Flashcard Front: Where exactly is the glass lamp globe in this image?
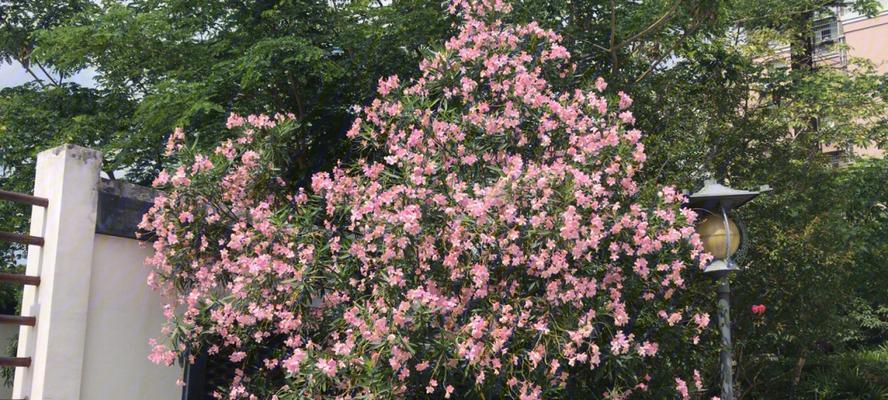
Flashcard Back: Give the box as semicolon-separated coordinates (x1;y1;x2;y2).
696;214;741;259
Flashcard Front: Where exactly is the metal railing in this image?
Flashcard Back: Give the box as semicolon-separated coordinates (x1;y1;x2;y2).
0;188;48;372
0;189;49;208
0;231;44;247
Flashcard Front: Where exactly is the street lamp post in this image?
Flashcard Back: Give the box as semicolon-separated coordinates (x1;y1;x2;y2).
687;180;769;400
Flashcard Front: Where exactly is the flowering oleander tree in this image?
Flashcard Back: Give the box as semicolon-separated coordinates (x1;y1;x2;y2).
141;0;718;398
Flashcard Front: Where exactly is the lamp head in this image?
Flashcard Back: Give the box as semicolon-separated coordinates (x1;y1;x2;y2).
687;179;768;213
685;180;769;277
702;259;737;280
697;214;741;259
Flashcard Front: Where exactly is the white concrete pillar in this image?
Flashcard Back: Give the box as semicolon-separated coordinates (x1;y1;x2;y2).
13;145;102;400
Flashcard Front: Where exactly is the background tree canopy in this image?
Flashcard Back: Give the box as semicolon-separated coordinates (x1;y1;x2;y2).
1;0;886;397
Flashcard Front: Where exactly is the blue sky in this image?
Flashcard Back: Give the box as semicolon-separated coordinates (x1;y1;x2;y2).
0;61;97;89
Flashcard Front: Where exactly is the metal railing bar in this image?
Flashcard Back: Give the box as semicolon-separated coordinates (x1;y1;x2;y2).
0;273;40;286
0;189;48;208
0;232;44;247
0;357;31;367
0;315;35;326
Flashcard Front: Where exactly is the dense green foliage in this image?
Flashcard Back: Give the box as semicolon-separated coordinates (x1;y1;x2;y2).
1;0;453;268
1;0;887;397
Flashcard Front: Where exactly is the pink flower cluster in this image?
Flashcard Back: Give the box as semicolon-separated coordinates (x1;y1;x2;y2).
751;304;766;316
140;0;713;398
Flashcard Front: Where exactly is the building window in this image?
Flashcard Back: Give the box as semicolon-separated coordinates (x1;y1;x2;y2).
814;18;838;44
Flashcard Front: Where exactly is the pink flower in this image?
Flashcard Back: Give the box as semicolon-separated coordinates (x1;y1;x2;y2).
693;313;710;330
165;127;185;156
618;91;633;110
675;377;690;399
152;170;170;187
527;347;544;367
460;77;478;94
752;304;766;315
610;332;633;355
241;150;260;169
147;339;176;366
664;311;682;326
247;113;276;129
636;341;659;357
693;369;703;390
226;113;245;129
619;111;635;125
283;349;305;374
426;379;438;394
229;351;247;362
178;211;194;223
347;118;363;138
595;76;608;92
192;154;214;173
315;358;338;377
377;75;400;96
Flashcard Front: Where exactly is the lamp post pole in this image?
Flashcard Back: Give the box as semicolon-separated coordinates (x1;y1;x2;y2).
717;278;733;400
718;205;735;400
687;180;769;400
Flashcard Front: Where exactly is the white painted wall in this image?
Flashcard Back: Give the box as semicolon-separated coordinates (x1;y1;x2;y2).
13;145;181;399
78;234;181;399
14;144;103;400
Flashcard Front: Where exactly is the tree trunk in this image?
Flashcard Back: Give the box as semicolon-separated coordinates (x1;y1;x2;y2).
789;11;820;160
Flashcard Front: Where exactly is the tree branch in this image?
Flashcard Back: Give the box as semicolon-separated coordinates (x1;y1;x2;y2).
590;43;610;53
16;59;47;89
633;18;703;83
35;61;60;87
616;0;683;50
285;70;306;120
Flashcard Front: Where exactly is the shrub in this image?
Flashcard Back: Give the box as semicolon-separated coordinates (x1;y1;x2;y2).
141;1;716;398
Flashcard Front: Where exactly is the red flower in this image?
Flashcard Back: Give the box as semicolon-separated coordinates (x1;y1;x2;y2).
751;304;766;315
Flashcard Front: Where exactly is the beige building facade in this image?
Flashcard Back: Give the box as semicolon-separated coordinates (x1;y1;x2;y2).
762;4;886;160
822;4;887;158
843;6;888;74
